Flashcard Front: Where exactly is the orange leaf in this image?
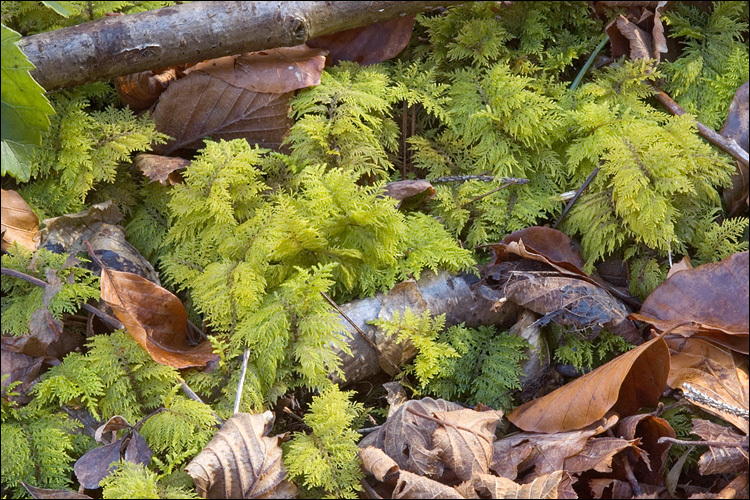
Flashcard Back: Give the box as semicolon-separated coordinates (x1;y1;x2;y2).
508;334;669;433
1;189;39;251
100;268;216;369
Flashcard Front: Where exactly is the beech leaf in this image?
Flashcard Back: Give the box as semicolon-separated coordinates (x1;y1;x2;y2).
631;251;749;336
507;334;669;432
185;411;296;499
99;268;217;369
134;153;190;185
306;16;415;66
468;470;563;499
1;188;39;251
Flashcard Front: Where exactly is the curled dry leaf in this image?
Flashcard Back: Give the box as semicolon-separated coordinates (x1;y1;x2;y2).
100;268;216;369
491;415;618;480
1;188;39;251
0;347;46;405
605;2;668;63
95;415;133;444
115;67;178;110
135;153;190;185
507;334;669;433
616;413;676;485
491;226;585;273
382;179;435;208
360;446;399;482
185;411;297;499
306;15;415;66
631;251;749;336
392;470;464;499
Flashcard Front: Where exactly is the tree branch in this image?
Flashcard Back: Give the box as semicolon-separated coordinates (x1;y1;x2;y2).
18;1;463;91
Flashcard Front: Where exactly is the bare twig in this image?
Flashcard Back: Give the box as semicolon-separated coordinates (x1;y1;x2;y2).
233;348;251;415
1;265;124;330
651;85;749;169
658;437;749;450
461;177;529;207
552;166;600;229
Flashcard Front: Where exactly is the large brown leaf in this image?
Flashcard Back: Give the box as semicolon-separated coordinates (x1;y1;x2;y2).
99;268;216;369
306;16;415;66
151;45;327;155
1;189;39;251
616;413;675;485
465;470;564;499
185;411;296;499
631;251;749;336
507;334;669;433
691;419;749;475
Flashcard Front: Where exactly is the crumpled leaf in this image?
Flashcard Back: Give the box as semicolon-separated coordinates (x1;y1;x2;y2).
508;334;669;433
95;415;133;443
134;153;190;185
605;2;668;63
631;251;749;337
491;415;618;480
616;413;676;485
382;179;435;208
393;470;464;499
371;398;463;477
431;407;503;482
307;16;415;66
151;45;326;155
74;430;151;489
721;81;749;217
491;226;585;274
466;470;564;499
100;268;216;369
0;347;46;404
691;419;749;475
1;189;39;251
666;335;749;434
185;411;296;499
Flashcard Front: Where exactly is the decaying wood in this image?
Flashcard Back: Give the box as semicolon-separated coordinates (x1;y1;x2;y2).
18;1;463;91
331;271;518;385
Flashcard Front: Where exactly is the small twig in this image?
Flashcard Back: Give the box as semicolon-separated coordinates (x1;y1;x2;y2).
552;166;600;229
461;177;529;207
233;348;250;414
658;437;749;450
357;425;382;434
1;266;124;330
320;291;402;375
651;85;749;169
178;377;224;426
282;406;307;424
608;428;643;497
681;383;749;420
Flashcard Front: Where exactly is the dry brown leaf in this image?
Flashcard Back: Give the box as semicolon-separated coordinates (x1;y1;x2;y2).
134;153;190;185
691;419;749;475
371;397;464;478
188;45;327;94
564;436;644;474
722;81;749;217
666;336;749;433
185;411;296;499
95;415;133;443
430;407;503;482
74;431;151;489
20;482;93;499
667;255;693;278
382;179;435;208
306;16;415;66
491;226;586;275
100;268;216;369
491;416;618;480
151;45;326;155
605;2;668;63
616;413;675;485
630;251;749;337
1;188;39;251
507;334;669;433
0;347;46;405
468;470;564;499
392;470;464;499
360;445;399;482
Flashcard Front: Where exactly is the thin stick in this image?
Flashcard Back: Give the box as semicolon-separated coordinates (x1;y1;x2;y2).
658;437;749;450
460;178;528;207
320;291;402;375
233;348;250;415
1;266;124;330
552;166;600;229
651;85;749;168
